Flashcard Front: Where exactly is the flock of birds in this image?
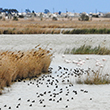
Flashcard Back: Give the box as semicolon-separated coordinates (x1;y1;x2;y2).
0;54;107;109
62;54;106;68
0;64;92;110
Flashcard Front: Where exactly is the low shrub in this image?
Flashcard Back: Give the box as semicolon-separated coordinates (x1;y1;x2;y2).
76;68;110;85
0;46;52;93
13;16;18;21
0;28;60;34
64;45;110;55
62;28;110;34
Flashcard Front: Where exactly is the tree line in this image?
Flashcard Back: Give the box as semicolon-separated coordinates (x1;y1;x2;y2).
0;8;18;14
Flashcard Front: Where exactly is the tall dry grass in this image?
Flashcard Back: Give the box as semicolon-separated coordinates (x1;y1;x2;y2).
1;18;110;34
0;28;60;34
64;45;110;55
62;28;110;34
0;46;52;94
76;68;110;85
1;18;110;33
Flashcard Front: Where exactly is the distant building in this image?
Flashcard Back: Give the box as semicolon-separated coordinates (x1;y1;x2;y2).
89;12;104;18
103;13;110;18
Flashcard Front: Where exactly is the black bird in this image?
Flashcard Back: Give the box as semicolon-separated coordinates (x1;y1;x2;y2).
50;94;52;97
84;90;88;93
18;98;21;101
27;99;30;102
40;101;43;104
67;99;69;101
57;100;59;103
16;106;19;108
53;99;55;101
56;85;58;88
18;103;20;106
59;98;62;101
53;89;56;91
58;66;62;70
64;67;68;71
66;94;68;96
48;91;51;93
9;107;11;109
4;105;7;107
80;89;84;92
40;93;43;96
32;100;35;103
73;90;77;95
29;104;32;107
44;91;46;94
18;79;21;82
49;98;52;101
65;105;68;108
43;105;46;107
90;98;92;100
71;97;74;100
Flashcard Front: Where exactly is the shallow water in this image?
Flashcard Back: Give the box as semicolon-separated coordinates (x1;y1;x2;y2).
0;34;110;110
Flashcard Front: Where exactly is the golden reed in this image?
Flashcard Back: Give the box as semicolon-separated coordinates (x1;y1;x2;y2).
0;45;52;94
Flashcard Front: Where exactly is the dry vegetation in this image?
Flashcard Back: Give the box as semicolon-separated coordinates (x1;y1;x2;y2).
0;45;52;94
76;68;110;85
64;45;110;55
0;28;60;34
0;18;110;34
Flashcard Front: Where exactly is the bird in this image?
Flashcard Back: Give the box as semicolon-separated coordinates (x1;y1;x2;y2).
65;105;68;108
18;98;21;101
9;107;11;109
62;54;65;58
90;98;92;100
29;104;32;107
43;105;46;107
102;58;106;61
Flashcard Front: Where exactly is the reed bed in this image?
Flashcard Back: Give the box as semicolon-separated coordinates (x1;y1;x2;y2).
62;28;110;34
1;28;110;34
1;18;110;34
76;68;110;85
64;45;110;55
0;28;60;34
1;18;110;28
0;46;52;94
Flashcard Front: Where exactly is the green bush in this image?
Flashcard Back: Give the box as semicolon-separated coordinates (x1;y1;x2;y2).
79;13;90;21
62;28;110;34
19;15;24;18
0;16;2;20
64;45;110;55
13;16;18;21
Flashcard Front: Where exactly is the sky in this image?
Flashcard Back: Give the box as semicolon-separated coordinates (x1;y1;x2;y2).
0;0;110;13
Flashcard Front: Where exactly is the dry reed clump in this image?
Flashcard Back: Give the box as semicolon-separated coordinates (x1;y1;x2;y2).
64;45;110;55
2;18;110;31
0;46;52;93
76;68;110;85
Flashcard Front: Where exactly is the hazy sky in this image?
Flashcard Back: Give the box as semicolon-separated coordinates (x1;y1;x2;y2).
0;0;110;13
